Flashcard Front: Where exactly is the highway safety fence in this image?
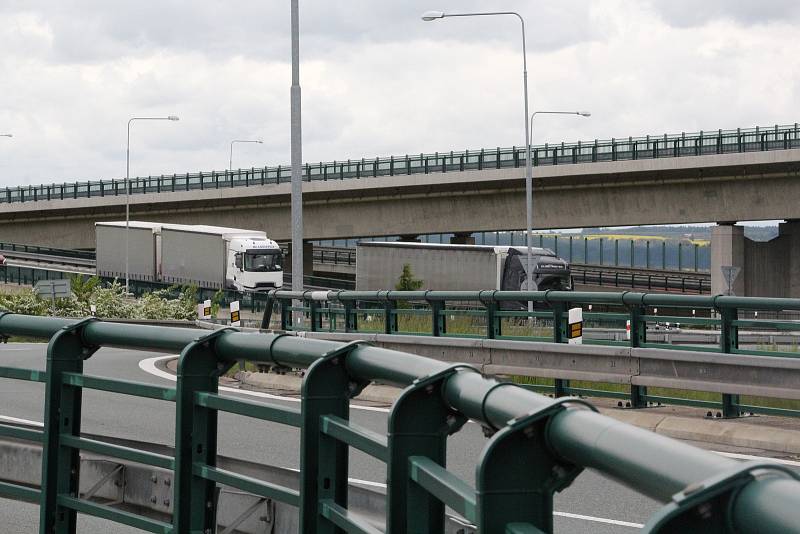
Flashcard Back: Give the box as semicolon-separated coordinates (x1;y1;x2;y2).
1;312;800;532
266;290;800;418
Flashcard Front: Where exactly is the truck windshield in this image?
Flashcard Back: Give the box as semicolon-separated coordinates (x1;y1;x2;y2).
244;252;282;272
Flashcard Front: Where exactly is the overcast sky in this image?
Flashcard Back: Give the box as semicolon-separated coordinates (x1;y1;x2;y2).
0;0;797;188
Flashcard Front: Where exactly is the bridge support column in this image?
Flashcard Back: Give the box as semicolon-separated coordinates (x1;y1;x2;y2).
711;223;745;296
712;220;800;297
450;233;475;245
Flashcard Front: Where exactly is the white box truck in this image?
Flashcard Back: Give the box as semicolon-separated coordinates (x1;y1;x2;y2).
95;221;283;292
355;241;571;292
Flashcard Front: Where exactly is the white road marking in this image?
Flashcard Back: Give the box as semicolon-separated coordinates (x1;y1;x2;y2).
553;511;643;528
138;355;393;414
712;450;800;467
0;414;43;427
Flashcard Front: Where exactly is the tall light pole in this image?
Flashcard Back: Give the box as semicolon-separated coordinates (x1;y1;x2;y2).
422;10;539;308
125;116;179;293
229;139;263;171
290;0;304;303
0;134;11;138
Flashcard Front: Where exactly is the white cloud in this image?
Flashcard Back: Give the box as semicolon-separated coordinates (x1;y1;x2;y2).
0;0;797;188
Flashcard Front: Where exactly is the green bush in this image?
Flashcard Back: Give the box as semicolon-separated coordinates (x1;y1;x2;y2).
0;277;198;320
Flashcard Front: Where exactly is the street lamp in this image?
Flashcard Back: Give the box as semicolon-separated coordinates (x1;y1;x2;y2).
0;134;12;138
229;139;263;171
290;0;304;315
531;111;591;137
125;115;179;293
423;9;539;307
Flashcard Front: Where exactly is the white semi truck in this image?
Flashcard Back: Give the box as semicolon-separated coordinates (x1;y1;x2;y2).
356;241;571;293
95;221;283;292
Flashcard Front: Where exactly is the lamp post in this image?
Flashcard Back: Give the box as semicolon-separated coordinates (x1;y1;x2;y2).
290;0;304;318
0;134;11;138
229;139;263;171
125;116;179;293
422;10;540;310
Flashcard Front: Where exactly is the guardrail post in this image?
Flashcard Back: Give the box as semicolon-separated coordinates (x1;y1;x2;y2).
628;305;648;408
389;365;473;532
343;300;358;332
718;306;741;418
308;298;320;332
300;341;370;534
476;396;593;532
486;301;499;339
384;300;397;334
430;299;445;337
551;301;569;397
280;299;292;330
172;328;236;533
39;318;99;534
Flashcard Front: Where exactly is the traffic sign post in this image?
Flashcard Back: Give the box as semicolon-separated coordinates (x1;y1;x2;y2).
34;279;72;316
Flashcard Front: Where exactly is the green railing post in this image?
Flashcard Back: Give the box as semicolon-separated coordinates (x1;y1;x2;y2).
662;241;666;270
280;299;291;330
646;241;651;269
39;318;99;534
388;366;471;532
384;300;397;334
551;301;569;397
343;300;357;332
614;239;619;266
299;341;370;534
718;306;741;418
308;298;320;332
628;305;648;408
430;299;445;337
172;328;234;533
475;397;589;532
485;301;499;339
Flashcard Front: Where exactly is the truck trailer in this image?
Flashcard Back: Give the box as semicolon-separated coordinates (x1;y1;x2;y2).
95;221;283;292
355;241;571;293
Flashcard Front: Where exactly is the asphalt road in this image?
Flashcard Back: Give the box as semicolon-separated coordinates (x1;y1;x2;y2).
0;342;737;533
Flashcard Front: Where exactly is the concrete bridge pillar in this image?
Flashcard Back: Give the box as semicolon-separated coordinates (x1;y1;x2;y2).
711;221;800;297
711;223;745;296
779;220;800;297
450;232;475;245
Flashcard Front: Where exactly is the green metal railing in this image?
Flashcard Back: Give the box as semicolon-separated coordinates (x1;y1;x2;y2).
267;289;800;418
1;312;800;532
2;123;798;204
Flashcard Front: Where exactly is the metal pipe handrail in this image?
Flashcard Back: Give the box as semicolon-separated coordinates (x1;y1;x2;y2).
269;288;800;311
1;312;799;531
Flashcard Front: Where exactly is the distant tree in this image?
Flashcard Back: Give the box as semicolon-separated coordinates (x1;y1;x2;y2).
396;264;424;291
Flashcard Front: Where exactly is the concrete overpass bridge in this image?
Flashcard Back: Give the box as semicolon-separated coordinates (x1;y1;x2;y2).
1;123;798;296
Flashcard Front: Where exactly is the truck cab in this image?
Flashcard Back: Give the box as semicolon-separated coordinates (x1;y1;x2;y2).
227;237;283;292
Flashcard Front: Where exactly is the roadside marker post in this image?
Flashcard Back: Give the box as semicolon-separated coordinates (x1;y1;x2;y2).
230;301;241;327
567;307;583;345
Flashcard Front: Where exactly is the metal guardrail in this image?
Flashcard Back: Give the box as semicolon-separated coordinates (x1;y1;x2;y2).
266;289;800;418
1;312;800;532
0;242;95;260
2;123;798;204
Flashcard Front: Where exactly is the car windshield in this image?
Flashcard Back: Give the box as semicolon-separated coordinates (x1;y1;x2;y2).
244;252;282;272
